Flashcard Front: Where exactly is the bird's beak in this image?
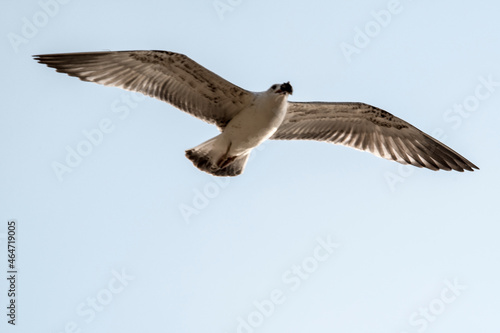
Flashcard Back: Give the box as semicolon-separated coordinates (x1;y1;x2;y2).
278;82;293;95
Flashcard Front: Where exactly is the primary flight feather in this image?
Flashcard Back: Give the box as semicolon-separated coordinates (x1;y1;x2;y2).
34;50;478;176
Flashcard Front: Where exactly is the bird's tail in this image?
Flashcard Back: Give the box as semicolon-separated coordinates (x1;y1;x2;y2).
185;137;250;177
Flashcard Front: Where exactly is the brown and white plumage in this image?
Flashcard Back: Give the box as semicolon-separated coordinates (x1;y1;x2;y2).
34;50;478;176
271;102;478;172
34;50;252;130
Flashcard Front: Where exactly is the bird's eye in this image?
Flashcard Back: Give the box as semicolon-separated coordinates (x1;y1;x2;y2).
271;84;277;90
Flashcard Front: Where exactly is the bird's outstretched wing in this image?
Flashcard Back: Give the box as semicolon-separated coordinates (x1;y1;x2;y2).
34;50;253;129
271;102;478;171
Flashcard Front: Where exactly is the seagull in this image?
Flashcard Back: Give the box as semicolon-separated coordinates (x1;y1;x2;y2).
34;50;479;176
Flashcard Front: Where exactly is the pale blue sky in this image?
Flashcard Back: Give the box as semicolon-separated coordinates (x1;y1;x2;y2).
1;1;499;332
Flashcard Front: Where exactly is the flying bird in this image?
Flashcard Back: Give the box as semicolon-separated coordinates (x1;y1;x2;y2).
34;50;478;176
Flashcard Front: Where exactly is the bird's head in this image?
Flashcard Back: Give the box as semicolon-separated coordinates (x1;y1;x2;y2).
269;82;293;96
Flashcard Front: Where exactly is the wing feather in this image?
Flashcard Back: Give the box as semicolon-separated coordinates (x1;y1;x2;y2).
271;102;478;172
34;50;254;129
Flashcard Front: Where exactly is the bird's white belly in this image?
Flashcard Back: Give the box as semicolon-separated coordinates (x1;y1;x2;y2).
220;99;287;155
